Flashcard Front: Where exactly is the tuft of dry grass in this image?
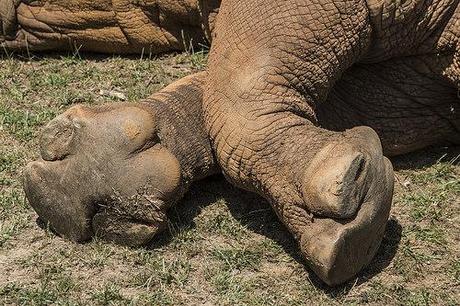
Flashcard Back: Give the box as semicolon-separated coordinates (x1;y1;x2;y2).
0;50;459;305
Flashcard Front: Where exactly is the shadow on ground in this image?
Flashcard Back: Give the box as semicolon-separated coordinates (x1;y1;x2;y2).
150;146;458;292
151;173;403;294
391;145;460;170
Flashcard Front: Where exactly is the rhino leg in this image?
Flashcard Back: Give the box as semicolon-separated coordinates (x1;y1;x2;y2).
319;55;460;155
24;72;217;246
203;0;397;286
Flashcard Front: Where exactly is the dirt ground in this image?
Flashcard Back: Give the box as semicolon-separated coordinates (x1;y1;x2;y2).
0;50;459;305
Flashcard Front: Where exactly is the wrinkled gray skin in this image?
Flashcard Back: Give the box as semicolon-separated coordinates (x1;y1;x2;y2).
13;0;460;286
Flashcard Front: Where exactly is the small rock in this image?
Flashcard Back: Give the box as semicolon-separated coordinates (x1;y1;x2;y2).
99;89;126;101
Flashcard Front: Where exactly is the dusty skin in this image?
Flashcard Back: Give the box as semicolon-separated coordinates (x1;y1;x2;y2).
24;72;218;245
1;0;458;286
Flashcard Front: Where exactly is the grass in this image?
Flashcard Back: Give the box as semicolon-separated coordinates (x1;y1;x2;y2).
0;50;459;305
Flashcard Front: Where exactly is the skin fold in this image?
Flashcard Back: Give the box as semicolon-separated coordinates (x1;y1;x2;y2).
0;0;221;53
13;0;460;286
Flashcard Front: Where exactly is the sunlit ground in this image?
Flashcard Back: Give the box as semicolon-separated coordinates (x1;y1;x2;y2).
0;51;459;305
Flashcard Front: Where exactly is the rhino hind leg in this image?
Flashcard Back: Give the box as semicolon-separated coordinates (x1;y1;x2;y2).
204;66;395;286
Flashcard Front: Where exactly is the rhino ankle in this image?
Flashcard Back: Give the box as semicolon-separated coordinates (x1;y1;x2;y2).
144;72;218;185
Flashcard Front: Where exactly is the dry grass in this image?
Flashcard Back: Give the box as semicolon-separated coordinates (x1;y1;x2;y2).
0;50;459;305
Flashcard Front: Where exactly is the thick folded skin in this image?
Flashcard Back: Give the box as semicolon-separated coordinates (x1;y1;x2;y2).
318;55;460;155
1;0;222;53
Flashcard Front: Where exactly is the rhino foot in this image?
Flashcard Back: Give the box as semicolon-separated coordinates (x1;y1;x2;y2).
23;104;182;246
299;126;394;285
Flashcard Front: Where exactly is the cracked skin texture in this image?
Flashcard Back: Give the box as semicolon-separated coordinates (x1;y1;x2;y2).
0;0;221;53
16;0;460;286
203;0;459;285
